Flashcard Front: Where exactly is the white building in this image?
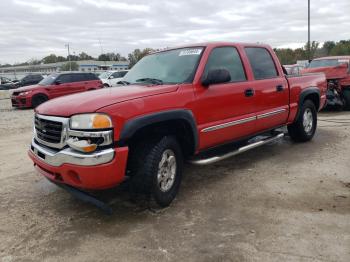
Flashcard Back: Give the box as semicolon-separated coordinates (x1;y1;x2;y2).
0;60;129;75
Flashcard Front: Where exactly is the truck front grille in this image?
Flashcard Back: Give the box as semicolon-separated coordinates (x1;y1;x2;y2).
35;116;63;144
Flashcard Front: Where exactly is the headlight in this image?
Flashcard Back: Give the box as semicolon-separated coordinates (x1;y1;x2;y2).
70;113;112;130
19;91;32;96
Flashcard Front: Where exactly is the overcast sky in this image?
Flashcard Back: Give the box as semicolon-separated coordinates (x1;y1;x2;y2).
0;0;349;64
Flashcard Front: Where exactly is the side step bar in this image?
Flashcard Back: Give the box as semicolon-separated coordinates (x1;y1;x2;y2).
189;133;284;166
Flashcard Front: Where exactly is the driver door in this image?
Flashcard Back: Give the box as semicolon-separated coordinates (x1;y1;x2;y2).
193;46;257;150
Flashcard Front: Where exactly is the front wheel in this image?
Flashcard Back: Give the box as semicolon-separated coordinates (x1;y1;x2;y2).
128;136;184;207
343;88;350;110
288;100;317;142
31;95;48;108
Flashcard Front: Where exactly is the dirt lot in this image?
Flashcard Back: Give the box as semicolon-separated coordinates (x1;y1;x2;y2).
0;98;349;262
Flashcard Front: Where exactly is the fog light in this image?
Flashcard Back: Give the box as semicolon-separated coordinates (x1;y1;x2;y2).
67;138;97;153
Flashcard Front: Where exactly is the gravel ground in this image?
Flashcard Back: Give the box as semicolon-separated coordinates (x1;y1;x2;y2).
0;98;349;262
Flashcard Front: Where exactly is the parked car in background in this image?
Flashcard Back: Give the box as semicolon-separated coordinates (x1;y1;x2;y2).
284;64;305;75
99;70;129;87
0;76;17;90
11;72;103;108
15;74;44;87
301;56;350;109
28;42;326;208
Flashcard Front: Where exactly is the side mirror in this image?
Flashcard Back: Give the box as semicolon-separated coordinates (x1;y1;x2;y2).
109;76;114;79
201;69;231;87
54;80;62;85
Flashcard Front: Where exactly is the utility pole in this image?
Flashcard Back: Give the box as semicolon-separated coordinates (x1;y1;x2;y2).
65;43;71;71
308;0;311;61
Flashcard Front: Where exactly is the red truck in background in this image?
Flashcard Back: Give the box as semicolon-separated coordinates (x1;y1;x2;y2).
301;56;350;109
28;42;327;208
11;72;103;108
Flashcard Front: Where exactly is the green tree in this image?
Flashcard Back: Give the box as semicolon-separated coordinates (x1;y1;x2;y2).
42;54;58;64
78;52;94;60
128;48;154;68
60;61;79;71
322;41;336;55
57;56;66;62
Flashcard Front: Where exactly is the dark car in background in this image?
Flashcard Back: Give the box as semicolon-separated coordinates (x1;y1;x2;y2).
11;72;104;108
16;74;44;87
0;76;17;90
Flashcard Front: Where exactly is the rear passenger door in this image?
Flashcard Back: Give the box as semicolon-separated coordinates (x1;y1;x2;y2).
70;74;88;93
244;47;289;132
194;46;257;149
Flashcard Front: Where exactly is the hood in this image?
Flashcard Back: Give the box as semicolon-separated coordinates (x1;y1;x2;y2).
36;84;179;117
301;66;348;80
15;84;41;92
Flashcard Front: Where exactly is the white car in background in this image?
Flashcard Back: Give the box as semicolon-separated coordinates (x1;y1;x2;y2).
99;70;129;87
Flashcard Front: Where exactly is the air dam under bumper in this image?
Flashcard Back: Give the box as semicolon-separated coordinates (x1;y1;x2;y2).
28;139;129;190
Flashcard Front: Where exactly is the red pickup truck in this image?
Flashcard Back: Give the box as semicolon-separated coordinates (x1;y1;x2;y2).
29;42;326;208
301;56;350;109
11;72;103;108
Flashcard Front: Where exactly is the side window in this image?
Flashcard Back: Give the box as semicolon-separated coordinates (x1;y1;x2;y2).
245;47;278;80
57;74;72;83
87;73;98;80
70;74;86;82
204;47;246;82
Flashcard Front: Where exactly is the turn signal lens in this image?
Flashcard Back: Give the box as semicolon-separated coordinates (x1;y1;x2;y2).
92;114;112;129
82;144;97;153
67;138;97;153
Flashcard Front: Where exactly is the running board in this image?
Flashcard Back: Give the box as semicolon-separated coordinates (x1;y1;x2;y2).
189;133;284;166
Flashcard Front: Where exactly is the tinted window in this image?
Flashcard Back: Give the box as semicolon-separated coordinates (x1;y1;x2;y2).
85;73;98;81
38;73;58;86
245;47;278;79
203;47;246;82
70;74;87;82
112;71;128;78
57;74;72;83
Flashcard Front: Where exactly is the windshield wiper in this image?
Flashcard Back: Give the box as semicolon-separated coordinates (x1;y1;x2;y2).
117;80;130;85
135;78;163;85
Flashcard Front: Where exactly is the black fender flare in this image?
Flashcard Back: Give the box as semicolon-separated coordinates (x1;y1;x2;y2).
296;87;320;119
119;109;198;152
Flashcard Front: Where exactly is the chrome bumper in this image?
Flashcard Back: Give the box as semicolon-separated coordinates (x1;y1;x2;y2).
30;139;115;167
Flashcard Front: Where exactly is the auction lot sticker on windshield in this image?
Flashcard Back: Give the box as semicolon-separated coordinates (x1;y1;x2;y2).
179;49;202;56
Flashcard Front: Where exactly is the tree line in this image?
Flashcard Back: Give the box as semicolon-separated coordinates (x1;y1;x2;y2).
274;40;350;65
0;49;154;69
1;40;349;69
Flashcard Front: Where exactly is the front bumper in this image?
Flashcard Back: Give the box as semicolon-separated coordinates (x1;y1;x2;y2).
11;95;31;108
29;139;129;190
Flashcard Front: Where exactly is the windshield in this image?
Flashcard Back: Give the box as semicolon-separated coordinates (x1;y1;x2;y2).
309;59;343;68
38;73;58;86
123;47;204;84
99;72;112;79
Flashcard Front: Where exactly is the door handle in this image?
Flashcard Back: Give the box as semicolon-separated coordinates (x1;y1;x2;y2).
244;88;255;97
276;85;284;92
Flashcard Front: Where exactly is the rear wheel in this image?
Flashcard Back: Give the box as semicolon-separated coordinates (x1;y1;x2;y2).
128;136;184;207
288;100;317;142
31;94;48;108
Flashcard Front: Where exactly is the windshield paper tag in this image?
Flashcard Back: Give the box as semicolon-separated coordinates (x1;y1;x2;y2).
179;49;202;56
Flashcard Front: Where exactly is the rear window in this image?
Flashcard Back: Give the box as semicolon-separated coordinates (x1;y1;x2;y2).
309;59;348;68
245;47;278;80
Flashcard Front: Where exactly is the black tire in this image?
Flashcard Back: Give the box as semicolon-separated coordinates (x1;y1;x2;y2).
128;136;184;208
343;88;350;110
31;94;48;108
103;84;109;88
288;100;317;142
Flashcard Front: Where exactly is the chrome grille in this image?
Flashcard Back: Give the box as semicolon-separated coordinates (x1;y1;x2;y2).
35;115;63;144
34;114;69;149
